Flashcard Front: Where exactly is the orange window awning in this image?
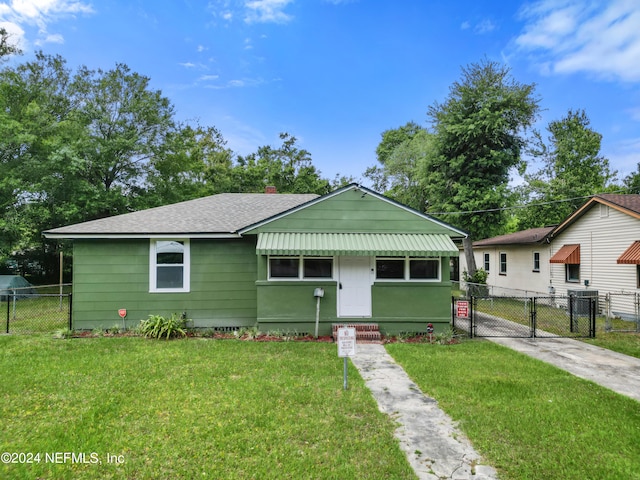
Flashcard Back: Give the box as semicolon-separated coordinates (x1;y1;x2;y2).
617;241;640;264
550;244;580;264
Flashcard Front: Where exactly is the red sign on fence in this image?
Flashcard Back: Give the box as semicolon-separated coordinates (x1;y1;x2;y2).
456;301;469;319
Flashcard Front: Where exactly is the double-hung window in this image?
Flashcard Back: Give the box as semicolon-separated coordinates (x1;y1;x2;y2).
533;252;540;272
499;252;507;275
150;240;190;292
483;253;490;271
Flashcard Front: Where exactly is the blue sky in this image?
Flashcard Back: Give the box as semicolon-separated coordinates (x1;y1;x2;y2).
2;0;640;185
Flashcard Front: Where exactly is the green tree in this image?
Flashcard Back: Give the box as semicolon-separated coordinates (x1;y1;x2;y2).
0;27;20;61
0;55;184;280
0;53;76;276
69;62;177;218
365;122;433;211
426;59;540;275
517;109;618;229
232;133;331;194
144;124;234;206
622;164;640;194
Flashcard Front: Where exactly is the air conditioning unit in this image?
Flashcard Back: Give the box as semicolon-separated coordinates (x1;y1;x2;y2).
567;289;598;315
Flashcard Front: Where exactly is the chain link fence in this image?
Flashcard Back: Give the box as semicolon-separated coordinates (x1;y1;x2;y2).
452;282;596;338
2;284;72;334
603;292;640;333
453;281;640;335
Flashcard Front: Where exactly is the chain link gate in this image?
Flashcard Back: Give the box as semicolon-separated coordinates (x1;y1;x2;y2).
603;292;640;333
3;286;72;334
453;295;596;338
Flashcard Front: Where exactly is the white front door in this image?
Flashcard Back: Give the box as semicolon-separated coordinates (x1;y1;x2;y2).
337;256;372;317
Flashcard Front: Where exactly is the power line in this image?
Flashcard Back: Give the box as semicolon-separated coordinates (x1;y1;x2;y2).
427;190;632;216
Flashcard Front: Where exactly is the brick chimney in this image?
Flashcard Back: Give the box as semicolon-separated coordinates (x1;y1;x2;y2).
265;186;277;194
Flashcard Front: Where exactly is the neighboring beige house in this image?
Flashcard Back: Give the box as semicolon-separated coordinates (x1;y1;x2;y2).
460;226;554;295
463;194;640;318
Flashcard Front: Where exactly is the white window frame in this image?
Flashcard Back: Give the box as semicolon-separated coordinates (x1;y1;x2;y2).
375;256;441;282
268;256;334;281
149;239;190;293
483;253;490;272
533;252;540;272
499;252;507;275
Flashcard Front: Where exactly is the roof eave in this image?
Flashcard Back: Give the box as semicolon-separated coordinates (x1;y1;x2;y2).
240;183;469;238
43;232;242;240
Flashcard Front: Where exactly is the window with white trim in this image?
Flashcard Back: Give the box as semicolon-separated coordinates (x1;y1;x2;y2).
533;252;540;272
269;256;333;280
150;240;190;292
375;257;440;281
499;252;507;275
483;253;490;271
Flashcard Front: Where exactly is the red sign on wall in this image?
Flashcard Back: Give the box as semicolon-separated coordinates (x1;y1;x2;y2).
456;301;469;319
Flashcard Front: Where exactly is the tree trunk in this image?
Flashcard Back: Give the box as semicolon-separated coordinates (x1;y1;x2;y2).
462;235;476;278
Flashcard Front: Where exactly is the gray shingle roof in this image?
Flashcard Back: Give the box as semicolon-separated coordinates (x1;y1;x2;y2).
595;194;640;215
473;226;555;247
44;193;319;237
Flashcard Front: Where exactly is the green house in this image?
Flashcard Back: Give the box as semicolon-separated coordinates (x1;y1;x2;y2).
44;184;466;335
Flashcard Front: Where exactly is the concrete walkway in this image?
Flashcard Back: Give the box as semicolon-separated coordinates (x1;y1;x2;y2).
351;344;499;480
351;337;640;479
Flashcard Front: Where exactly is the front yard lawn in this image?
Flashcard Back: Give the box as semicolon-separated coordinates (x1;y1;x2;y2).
388;341;640;480
0;336;415;480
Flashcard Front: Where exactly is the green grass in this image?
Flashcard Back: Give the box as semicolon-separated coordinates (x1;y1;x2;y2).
387;341;640;480
583;331;640;358
1;293;71;334
0;336;415;480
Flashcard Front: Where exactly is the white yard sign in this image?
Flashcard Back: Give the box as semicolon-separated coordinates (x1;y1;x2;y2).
337;327;357;357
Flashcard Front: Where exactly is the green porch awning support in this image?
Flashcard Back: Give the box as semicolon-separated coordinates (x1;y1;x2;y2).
256;232;459;257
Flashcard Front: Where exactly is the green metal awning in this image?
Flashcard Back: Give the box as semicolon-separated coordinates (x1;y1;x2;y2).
256;232;459;257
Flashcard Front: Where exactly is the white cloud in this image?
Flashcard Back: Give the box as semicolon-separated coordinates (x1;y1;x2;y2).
606;136;640;176
0;20;25;49
0;0;93;47
460;18;497;35
516;0;640;82
244;0;293;24
198;74;220;81
474;19;496;34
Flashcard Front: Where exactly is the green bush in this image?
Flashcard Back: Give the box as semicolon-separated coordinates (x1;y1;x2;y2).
138;313;187;340
462;268;489;297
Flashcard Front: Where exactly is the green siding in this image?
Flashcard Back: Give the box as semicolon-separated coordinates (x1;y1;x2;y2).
248;188;459;235
256;256;454;336
72;238;258;330
256;280;452;335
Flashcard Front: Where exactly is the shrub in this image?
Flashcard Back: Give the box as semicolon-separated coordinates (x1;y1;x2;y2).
138;313;187;340
53;328;73;339
462;268;489;297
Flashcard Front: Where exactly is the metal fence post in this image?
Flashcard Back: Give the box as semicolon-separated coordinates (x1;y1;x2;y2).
590;298;596;338
636;293;640;333
470;296;475;338
530;297;537;338
68;293;73;330
5;293;9;333
451;296;454;330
